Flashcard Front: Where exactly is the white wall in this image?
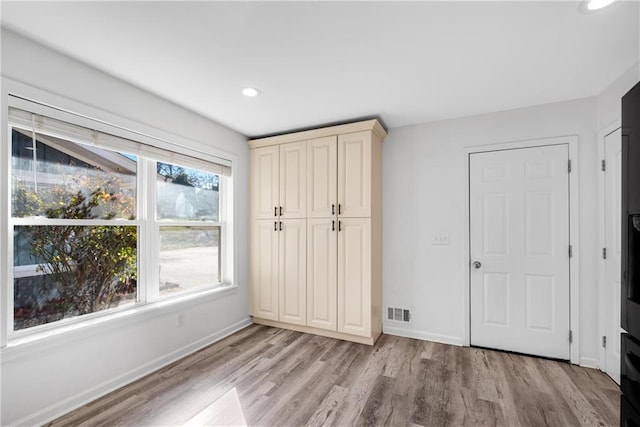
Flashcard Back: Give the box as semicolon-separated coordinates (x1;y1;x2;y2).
0;30;250;425
382;97;600;365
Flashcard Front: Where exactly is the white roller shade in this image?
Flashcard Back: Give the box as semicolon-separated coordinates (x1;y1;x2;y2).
9;104;232;177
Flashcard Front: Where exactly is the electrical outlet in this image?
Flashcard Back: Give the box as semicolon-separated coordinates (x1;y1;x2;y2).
177;313;185;328
431;233;450;245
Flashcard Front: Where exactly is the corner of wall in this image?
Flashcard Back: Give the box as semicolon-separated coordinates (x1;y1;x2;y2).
597;62;640;132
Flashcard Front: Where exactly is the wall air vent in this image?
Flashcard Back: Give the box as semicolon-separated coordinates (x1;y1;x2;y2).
387;307;411;322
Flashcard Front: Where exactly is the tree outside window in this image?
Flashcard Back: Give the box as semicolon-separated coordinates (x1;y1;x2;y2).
12;129;137;330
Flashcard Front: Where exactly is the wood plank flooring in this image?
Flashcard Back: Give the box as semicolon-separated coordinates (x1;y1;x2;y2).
48;325;620;426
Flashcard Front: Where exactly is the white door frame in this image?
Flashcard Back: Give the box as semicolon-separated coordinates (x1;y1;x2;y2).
597;120;622;372
463;135;580;365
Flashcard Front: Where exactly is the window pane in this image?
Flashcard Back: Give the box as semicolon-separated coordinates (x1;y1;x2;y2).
159;226;221;295
14;227;41;267
11;129;137;219
13;225;138;331
157;162;219;221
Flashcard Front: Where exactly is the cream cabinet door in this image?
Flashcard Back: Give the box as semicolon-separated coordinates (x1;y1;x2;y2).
250;219;279;320
307;218;337;331
338;132;371;218
337;218;371;337
251;146;280;220
279;219;307;326
280;141;307;218
307;136;337;218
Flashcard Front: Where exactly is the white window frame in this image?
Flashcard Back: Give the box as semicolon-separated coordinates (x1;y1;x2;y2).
2;89;237;345
148;159;226;301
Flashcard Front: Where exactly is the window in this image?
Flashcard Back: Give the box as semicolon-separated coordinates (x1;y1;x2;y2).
156;162;222;295
8;100;233;334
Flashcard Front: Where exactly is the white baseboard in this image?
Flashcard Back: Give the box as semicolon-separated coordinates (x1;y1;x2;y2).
14;317;253;427
383;325;464;346
579;356;600;369
384;325;602;371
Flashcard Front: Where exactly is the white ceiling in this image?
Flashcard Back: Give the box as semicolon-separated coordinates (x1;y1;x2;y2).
1;1;638;137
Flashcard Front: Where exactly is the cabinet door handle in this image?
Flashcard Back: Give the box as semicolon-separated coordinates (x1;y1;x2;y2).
274;221;277;231
274;207;278;217
338;220;342;232
332;220;335;231
279;206;283;216
331;204;335;215
279;221;283;231
338;204;342;215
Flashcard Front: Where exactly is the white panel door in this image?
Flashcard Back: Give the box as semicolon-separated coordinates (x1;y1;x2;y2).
338;132;371;218
604;129;622;383
338;218;371;337
279;219;306;326
307;136;338;218
280;141;307;218
470;145;570;359
250;219;279;321
307;218;337;331
251;146;280;219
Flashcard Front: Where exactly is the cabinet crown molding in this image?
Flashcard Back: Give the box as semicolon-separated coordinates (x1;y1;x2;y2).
247;119;387;149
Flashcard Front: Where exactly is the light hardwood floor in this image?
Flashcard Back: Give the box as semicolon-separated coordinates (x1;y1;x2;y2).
48;324;620;426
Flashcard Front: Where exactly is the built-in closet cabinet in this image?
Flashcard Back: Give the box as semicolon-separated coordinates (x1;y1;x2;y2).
278;218;306;325
337;217;372;336
307;132;372;219
307;218;337;331
306;131;374;337
338;132;372;218
306;136;338;332
250;141;306;219
249;119;386;345
250;145;279;220
307;136;337;218
250;141;307;325
250;219;279;321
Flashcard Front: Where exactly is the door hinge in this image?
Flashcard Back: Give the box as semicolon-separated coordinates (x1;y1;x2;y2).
569;330;573;343
602;335;607;348
568;159;572;173
569;245;573;258
603;248;607;260
601;160;606;172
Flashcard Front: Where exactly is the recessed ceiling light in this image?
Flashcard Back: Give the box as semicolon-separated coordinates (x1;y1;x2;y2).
242;87;261;97
581;0;616;12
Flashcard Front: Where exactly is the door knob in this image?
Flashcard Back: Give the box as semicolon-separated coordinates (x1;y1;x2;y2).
472;261;482;269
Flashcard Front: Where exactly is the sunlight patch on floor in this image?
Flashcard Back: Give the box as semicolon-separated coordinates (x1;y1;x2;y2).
183;387;247;426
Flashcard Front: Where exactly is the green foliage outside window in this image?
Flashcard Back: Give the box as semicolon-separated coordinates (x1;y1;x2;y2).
13;174;138;330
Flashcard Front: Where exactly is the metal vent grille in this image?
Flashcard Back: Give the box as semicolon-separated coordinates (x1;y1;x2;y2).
387;307;411;322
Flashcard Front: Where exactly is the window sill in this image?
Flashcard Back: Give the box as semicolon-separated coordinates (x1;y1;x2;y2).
1;284;238;361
